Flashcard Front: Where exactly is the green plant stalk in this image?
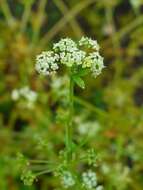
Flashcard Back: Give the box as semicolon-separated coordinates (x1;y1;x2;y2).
21;2;33;33
66;71;74;160
39;0;96;47
1;1;14;26
32;0;47;46
53;0;83;37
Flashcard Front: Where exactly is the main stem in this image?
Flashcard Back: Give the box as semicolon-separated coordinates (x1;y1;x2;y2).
66;72;74;160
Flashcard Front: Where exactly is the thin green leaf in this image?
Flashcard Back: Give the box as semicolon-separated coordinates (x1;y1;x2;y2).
73;76;85;89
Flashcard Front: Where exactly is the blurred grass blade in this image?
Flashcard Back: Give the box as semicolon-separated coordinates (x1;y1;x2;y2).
40;0;96;47
53;0;83;37
21;0;34;33
1;0;15;26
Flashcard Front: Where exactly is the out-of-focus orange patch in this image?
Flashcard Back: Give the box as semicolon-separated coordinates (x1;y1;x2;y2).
104;129;118;139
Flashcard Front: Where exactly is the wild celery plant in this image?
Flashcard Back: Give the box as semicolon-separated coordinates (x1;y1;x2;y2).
18;37;104;189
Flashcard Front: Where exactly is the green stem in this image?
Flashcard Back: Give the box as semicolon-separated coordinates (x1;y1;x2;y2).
53;0;83;37
30;160;54;164
31;0;47;46
66;71;74;160
36;168;54;176
39;0;96;47
103;14;143;48
1;1;15;26
21;2;33;33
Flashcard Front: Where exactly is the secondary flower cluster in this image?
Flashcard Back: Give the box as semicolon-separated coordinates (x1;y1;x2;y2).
12;86;37;101
36;37;104;78
82;170;103;190
60;169;103;189
11;86;37;108
61;171;75;188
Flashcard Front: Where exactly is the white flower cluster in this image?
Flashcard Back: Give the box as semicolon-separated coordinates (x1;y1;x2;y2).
59;50;86;67
82;170;97;189
82;170;103;190
59;169;103;189
82;51;104;77
36;51;59;75
78;121;100;137
61;171;75;189
36;37;104;78
11;86;37;108
53;38;78;53
79;36;100;51
61;171;75;188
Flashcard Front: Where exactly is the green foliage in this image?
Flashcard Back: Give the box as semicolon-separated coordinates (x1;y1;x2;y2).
72;75;85;89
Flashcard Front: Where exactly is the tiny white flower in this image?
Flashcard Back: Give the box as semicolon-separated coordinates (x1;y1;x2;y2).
11;86;38;108
79;37;100;51
82;170;97;189
25;90;37;102
60;52;74;67
72;50;86;65
78;121;100;136
96;185;104;190
19;86;29;95
11;89;20;100
60;50;86;67
61;171;75;188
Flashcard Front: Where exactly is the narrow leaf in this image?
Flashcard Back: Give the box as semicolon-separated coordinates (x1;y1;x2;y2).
73;76;85;89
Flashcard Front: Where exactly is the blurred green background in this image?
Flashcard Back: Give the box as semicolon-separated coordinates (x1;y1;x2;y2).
0;0;143;189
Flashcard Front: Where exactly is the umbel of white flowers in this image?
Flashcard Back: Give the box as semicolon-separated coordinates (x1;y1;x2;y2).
35;37;104;78
82;170;97;189
61;171;75;188
82;170;104;190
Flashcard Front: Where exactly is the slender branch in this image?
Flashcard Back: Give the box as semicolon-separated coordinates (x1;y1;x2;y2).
36;169;54;176
102;15;143;48
30;160;54;164
21;1;33;33
1;1;15;26
53;0;83;37
74;96;108;118
39;0;96;48
32;0;47;45
29;165;52;171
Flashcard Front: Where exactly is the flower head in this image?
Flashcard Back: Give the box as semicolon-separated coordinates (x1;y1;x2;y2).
21;169;36;186
82;170;97;189
60;50;86;67
35;37;104;78
89;52;104;77
36;51;59;75
11;89;20;100
61;171;75;188
79;36;100;51
11;86;37;108
53;38;78;53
